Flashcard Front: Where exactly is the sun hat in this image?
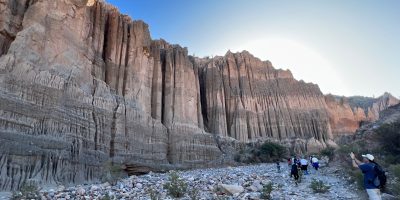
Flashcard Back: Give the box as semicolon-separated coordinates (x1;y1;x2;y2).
362;154;374;161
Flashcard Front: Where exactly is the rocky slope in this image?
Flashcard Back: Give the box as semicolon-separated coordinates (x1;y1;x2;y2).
325;93;399;136
0;0;392;190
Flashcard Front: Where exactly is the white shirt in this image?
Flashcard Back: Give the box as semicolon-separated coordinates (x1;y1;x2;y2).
312;157;319;163
300;159;308;165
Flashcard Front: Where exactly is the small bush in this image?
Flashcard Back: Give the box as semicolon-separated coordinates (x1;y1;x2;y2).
11;183;40;200
338;144;361;155
147;187;161;200
163;171;187;198
99;193;111;200
188;187;200;200
383;154;400;165
346;169;364;190
100;162;126;185
320;147;335;160
390;164;400;179
388;164;400;197
376;122;400;164
310;179;330;193
260;183;273;199
391;183;400;198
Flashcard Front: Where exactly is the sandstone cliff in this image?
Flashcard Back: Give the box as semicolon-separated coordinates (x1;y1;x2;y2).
194;51;335;151
325;93;399;136
0;0;344;190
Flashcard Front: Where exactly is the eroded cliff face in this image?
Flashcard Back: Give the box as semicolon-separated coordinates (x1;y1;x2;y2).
0;0;336;190
195;52;335;152
0;0;36;56
325;93;399;136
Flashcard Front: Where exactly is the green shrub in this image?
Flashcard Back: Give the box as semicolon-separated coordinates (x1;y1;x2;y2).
188;187;200;200
11;183;40;200
346;169;364;190
99;193;112;200
234;141;287;164
391;183;400;198
390;164;400;179
376;122;400;164
163;171;187;198
309;179;330;193
320;147;335;160
382;155;399;165
389;164;400;198
338;144;362;155
147;187;161;200
100;162;126;185
260;183;273;199
259;141;287;162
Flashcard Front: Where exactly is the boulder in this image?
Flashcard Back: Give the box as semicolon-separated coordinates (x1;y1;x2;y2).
218;184;244;195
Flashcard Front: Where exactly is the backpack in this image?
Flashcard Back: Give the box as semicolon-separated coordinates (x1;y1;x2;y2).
373;163;387;189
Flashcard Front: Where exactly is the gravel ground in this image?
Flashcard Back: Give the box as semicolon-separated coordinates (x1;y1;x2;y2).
18;162;366;200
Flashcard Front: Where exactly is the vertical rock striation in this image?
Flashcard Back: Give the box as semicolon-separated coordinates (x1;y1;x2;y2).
195;51;335;152
0;0;222;190
0;0;385;190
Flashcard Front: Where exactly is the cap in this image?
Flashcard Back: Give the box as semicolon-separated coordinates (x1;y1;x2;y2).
362;154;374;161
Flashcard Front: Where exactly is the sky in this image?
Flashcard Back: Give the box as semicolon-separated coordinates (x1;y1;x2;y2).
106;0;400;98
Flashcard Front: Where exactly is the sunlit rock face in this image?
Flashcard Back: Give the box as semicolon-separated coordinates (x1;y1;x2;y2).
325;93;399;136
0;0;339;190
194;51;334;146
86;0;96;7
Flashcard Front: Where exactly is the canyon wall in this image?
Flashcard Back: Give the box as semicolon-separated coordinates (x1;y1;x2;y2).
0;0;383;190
0;0;222;190
325;93;399;136
194;52;335;152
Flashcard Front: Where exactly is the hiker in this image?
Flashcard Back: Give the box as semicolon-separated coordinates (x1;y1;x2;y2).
293;156;301;168
290;162;299;184
311;156;319;171
276;161;281;173
300;157;309;175
287;158;292;168
350;152;383;200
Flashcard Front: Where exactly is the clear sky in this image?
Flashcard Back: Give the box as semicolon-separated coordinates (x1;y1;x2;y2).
106;0;400;98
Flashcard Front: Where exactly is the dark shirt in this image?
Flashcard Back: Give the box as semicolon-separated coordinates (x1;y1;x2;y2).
359;163;378;189
291;164;298;174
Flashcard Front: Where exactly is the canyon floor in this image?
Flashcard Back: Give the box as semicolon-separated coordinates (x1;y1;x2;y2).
1;162;374;200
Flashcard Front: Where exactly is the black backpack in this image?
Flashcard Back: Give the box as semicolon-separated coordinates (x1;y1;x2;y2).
373;163;387;189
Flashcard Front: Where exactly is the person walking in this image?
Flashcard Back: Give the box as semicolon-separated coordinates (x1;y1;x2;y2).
276;161;281;173
290;162;299;185
293;156;300;167
300;157;309;175
311;156;319;171
350;152;382;200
